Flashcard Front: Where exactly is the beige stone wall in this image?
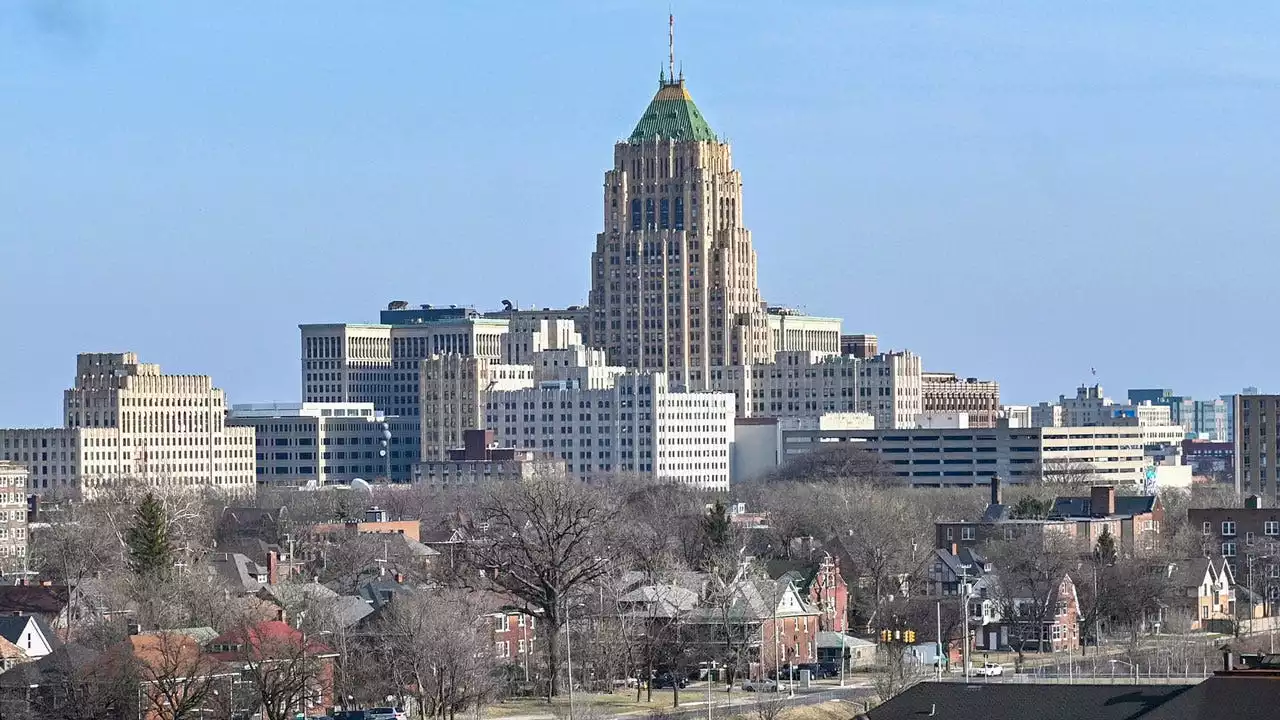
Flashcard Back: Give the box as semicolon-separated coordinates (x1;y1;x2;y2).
588;136;773;391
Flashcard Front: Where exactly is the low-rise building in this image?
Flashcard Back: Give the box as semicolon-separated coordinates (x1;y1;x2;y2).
413;429;566;487
773;425;1183;489
1189;495;1280;609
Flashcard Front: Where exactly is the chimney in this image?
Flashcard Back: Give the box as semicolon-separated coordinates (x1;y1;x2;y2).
1091;486;1116;516
394;572;405;584
1246;495;1263;510
990;475;1003;506
127;623;141;636
275;607;286;623
950;543;958;557
267;550;279;586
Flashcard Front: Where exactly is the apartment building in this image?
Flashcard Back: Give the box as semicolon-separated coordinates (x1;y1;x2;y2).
227;402;420;486
0;353;255;498
1234;395;1280;500
0;463;29;577
483;371;734;490
772;425;1180;488
1189;495;1280;608
922;373;1000;429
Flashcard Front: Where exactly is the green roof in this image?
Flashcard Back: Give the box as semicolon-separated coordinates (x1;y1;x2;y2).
628;79;717;142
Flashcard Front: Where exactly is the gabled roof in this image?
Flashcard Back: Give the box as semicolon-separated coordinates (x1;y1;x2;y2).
628;79;717;142
0;636;26;661
208;620;334;660
864;682;1192;720
0;614;59;651
256;582;339;608
0;643;101;688
208;553;267;594
1166;557;1214;589
1052;495;1158;518
816;631;874;650
617;584;699;618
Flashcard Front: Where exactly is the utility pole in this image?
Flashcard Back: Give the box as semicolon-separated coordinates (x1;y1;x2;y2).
936;599;942;681
566;601;575;720
960;565;972;682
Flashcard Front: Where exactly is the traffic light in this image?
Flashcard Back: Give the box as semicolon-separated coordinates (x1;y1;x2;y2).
879;629;890;643
905;630;916;644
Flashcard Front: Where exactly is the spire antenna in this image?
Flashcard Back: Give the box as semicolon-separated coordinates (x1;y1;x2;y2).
668;12;676;84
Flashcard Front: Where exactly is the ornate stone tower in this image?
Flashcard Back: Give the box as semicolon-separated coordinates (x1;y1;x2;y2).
588;65;773;390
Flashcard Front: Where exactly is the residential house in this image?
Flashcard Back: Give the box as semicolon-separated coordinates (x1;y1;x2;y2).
1165;557;1235;632
1189;495;1280;611
218;506;289;544
971;574;1081;653
0;644;129;716
489;606;537;666
208;620;338;714
0;616;57;662
0;638;26;672
766;551;849;632
125;631;231;720
815;631;875;669
923;547;991;597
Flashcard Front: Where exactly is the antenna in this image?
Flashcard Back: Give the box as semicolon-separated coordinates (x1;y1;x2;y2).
669;13;675;84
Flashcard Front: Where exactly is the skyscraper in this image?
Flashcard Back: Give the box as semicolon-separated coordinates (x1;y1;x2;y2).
588;64;773;391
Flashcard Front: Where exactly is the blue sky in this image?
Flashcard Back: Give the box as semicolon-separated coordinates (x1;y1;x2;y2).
1;1;1276;426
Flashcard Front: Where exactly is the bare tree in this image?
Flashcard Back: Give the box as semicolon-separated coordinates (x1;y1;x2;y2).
768;444;895;486
827;487;927;633
1031;458;1099;486
227;622;333;720
981;533;1078;666
461;474;621;697
359;589;499;719
131;631;224;720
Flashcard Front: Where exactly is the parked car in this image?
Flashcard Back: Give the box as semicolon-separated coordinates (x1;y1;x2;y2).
651;672;689;689
741;678;779;692
973;662;1004;677
366;709;408;720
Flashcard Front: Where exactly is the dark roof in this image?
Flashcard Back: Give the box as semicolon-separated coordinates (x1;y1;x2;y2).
865;682;1192;720
0;615;60;649
1052;495;1158;518
1141;674;1280;719
980;503;1012;523
0;643;101;688
0;585;70;618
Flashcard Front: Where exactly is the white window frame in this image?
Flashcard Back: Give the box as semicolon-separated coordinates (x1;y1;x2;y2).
1223;542;1237;558
1223;521;1237;537
1266;521;1279;536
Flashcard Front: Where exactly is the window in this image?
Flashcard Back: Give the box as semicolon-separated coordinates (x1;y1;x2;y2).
495;615;510;632
1248;531;1256;545
495;642;509;658
1223;542;1237;557
946;528;954;540
1223;521;1236;537
630;199;641;230
1203;522;1212;535
1266;521;1279;536
961;526;975;540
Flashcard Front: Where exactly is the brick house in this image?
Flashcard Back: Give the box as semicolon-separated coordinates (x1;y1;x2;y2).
489;608;536;666
767;552;849;633
1189;496;1280;612
971;574;1080;653
208;620;338;715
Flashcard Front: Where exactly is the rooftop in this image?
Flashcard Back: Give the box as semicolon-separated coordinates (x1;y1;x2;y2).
628;78;717;142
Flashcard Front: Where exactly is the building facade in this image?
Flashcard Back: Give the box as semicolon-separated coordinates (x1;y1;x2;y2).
228;403;418;486
1235;395;1280;501
586;71;775;391
858;351;923;429
1128;389;1228;442
0;463;28;577
921;373;1000;429
0;353;255;498
840;334;878;359
769;425;1181;489
483;371;734;490
766;309;842;355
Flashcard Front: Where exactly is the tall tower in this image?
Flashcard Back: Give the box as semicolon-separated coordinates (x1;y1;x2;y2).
588;53;772;390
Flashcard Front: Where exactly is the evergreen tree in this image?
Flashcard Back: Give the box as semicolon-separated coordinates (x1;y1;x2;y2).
700;500;733;552
1094;527;1118;565
127;493;174;578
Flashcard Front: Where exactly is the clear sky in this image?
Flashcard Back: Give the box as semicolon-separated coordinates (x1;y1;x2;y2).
2;1;1276;426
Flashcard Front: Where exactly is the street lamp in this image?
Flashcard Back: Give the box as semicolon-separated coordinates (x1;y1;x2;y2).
1109;658;1138;684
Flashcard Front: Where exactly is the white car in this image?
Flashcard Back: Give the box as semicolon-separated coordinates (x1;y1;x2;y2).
367;709;408;720
973;662;1004;677
741;678;779;692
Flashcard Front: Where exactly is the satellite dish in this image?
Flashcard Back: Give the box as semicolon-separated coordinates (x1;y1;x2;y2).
351;478;373;494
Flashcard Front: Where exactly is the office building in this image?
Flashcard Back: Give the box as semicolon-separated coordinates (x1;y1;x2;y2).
921;373;1000;429
708;352;859;419
483;371;734;490
586;67;775;391
0;353;255;498
413;429;566;487
419;357;536;461
0;463;28;577
1128;389;1228;442
228;402;420;486
858;351;923;429
1033;385;1175;430
765;308;842;355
